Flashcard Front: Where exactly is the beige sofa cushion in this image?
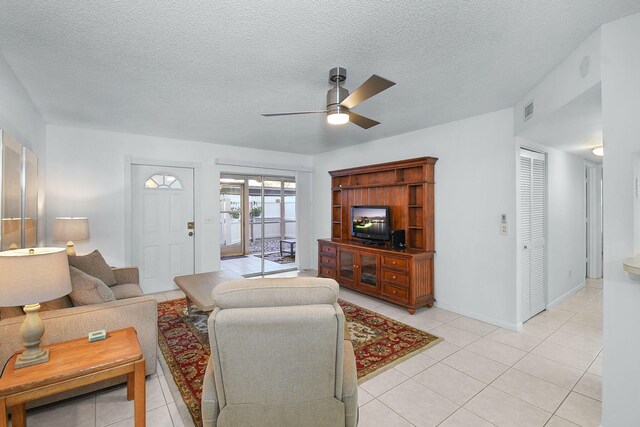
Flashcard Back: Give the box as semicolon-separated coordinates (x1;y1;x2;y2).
110;283;144;300
68;250;117;286
69;266;116;306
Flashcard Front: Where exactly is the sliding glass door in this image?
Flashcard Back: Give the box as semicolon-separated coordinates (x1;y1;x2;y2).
219;174;296;277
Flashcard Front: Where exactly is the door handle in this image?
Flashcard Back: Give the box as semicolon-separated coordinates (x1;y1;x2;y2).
188;232;194;236
523;245;528;249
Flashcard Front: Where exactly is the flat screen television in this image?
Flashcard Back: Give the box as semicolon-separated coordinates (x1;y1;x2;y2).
351;206;391;242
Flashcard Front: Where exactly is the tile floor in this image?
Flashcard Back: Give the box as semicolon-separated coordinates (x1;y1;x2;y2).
8;276;603;427
219;255;296;276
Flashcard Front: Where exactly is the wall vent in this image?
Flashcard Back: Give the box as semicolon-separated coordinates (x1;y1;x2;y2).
524;101;534;121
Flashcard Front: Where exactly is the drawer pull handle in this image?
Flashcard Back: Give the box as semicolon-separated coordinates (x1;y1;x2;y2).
391;289;396;294
392;275;397;280
392;261;396;264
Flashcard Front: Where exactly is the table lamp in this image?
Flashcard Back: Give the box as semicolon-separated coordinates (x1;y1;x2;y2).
0;248;72;368
52;217;90;256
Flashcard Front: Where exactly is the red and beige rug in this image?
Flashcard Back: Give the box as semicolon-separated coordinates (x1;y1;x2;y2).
157;298;441;426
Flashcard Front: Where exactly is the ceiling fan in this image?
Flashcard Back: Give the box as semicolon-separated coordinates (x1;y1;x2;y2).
261;67;395;129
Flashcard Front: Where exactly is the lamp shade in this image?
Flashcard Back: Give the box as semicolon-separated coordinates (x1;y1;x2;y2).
0;247;72;307
52;217;90;242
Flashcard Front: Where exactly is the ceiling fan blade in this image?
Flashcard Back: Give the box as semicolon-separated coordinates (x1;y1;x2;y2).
349;112;380;129
261;110;326;117
340;75;396;109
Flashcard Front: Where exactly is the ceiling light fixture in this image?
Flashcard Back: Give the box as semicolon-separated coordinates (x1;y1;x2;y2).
592;146;604;157
327;112;349;125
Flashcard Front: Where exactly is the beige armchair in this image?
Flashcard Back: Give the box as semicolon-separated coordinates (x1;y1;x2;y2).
201;277;358;427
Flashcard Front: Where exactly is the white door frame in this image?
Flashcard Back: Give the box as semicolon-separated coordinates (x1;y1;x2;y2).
585;163;603;278
124;157;201;270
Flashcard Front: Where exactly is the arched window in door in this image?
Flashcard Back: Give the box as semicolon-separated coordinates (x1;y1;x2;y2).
144;173;183;189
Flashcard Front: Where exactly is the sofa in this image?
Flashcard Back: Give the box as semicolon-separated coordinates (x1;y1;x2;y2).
0;265;157;408
201;277;358;427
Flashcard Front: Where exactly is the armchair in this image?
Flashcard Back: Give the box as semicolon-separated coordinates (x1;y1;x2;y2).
201;277;358;427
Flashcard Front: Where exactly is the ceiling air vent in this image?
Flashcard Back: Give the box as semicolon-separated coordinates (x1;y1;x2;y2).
524;101;534;121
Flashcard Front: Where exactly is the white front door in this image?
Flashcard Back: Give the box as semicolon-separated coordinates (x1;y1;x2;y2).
131;164;195;293
520;149;546;322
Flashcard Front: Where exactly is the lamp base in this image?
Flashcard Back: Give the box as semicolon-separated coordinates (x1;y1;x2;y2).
15;348;50;369
15;303;49;369
66;241;76;256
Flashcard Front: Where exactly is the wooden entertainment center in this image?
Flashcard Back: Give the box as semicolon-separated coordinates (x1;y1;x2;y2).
318;157;437;314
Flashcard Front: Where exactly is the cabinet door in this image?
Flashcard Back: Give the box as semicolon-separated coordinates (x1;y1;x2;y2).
357;251;380;293
338;250;356;287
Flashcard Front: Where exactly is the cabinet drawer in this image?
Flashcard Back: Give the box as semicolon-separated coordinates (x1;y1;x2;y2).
319;244;337;256
381;255;409;271
319;265;336;279
382;283;409;301
319;255;336;267
381;270;409;287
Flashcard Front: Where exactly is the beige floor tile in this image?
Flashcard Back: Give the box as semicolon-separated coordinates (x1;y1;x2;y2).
557;321;602;341
447;317;497;336
358;386;375;406
358;399;414;427
374;303;413;320
24;394;96;427
400;314;444;332
413;362;485;405
519;322;556;339
555;392;602;427
438;408;495;427
513;354;583;389
429;324;481;348
442;349;508;384
553;300;585;313
530;341;596;371
587;355;603;376
393;352;438;377
465;337;527;366
491;368;570;413
464;386;551;427
525;311;568;330
168;401;190;427
158;373;175;403
379;379;459;427
96;377;166;426
420;340;461;361
106;405;174;427
360;368;409;397
422;307;461;323
574;372;602;401
544;330;602;355
485;328;542;352
565;293;596;307
545;415;580;426
163;289;186;301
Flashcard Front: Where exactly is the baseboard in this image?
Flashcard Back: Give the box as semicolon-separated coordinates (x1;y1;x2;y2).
435;301;520;332
546;281;585;309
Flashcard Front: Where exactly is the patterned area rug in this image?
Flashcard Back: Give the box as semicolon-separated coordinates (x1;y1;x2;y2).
157;298;441;426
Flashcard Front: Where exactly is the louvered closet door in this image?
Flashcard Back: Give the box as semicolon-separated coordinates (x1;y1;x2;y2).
520;149;546;322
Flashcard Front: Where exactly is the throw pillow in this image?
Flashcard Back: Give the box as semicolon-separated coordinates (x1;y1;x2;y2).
68;266;116;306
68;250;117;286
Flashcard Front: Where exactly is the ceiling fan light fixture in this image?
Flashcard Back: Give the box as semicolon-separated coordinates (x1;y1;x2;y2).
327;112;349;125
592;146;604;157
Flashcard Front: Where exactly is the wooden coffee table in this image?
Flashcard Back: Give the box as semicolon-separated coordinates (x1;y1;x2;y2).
174;270;242;313
0;327;145;427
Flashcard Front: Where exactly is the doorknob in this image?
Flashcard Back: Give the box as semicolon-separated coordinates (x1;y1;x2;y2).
188;232;194;236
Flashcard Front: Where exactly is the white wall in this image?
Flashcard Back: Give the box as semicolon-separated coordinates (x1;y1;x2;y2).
514;28;601;136
313;109;520;329
45;125;313;281
0;53;47;244
517;138;587;312
600;12;640;426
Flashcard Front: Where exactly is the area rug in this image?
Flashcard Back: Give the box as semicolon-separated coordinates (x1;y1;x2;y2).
253;252;296;264
157;298;441;426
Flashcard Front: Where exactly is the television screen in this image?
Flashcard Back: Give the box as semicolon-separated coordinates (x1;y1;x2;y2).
351;206;391;241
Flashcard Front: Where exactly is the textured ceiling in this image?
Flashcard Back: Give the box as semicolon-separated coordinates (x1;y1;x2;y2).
1;1;639;154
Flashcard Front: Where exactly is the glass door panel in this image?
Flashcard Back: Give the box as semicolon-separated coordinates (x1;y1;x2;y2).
359;253;379;289
219;182;243;257
339;251;355;283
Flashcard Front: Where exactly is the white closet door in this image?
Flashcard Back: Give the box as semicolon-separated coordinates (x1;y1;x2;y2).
520;149;546;322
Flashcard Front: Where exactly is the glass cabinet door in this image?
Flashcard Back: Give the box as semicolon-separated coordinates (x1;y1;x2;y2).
359;252;379;290
338;251;355;283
